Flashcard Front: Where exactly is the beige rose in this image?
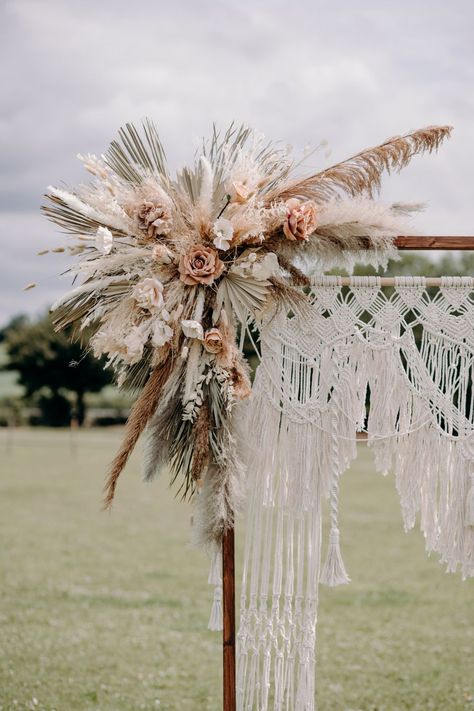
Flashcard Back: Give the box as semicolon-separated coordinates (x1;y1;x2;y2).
203;328;224;354
136;200;171;239
283;198;318;241
179;245;225;286
132;277;164;311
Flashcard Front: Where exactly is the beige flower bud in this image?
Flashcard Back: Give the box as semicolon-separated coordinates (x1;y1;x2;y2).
152;244;173;264
203;328;224;354
231;181;251;203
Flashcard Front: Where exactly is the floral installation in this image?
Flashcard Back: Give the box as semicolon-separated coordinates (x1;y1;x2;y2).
41;120;451;547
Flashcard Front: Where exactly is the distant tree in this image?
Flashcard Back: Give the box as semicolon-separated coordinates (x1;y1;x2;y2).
0;314;29;343
4;313;111;426
353;250;474;278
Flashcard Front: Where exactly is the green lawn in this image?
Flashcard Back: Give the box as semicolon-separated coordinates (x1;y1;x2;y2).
0;429;473;711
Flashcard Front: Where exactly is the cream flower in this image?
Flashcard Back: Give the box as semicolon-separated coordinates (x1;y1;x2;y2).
151;320;174;347
283;198;318;241
133;277;164;311
95;226;113;254
212;217;234;251
251;253;280;280
181;319;204;340
123;327;148;363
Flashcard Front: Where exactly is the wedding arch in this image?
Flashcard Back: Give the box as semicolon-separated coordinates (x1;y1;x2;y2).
40;121;474;709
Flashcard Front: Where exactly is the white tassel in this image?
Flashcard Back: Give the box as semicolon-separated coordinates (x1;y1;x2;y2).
465;472;474;527
321;389;351;587
320;477;350;586
208;543;222;585
208;584;223;631
207;543;223;631
320;526;350;586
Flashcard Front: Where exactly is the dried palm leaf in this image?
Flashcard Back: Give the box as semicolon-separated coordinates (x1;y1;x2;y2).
216;272;270;323
105;120;169;185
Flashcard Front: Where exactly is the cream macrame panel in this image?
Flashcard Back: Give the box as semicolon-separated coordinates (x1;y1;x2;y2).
237;276;474;711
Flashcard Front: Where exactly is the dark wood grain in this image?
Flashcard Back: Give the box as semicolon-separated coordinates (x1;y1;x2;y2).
395;236;474;250
223;528;236;711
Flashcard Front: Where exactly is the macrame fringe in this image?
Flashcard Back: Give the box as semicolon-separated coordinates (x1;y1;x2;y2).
465;472;474;527
238;277;474;710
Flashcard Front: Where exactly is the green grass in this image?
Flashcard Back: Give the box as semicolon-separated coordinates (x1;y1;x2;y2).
0;430;473;711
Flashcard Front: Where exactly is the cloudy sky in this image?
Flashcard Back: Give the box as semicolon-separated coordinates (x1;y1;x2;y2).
1;0;473;325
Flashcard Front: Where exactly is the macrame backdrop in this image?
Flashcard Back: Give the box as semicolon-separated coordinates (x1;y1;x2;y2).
237;276;474;711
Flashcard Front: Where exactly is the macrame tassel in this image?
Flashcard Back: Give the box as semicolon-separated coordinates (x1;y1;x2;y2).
208;584;223;631
320;525;350;586
320;482;350;586
465;472;474;527
208;543;223;631
208;543;222;586
321;390;350;587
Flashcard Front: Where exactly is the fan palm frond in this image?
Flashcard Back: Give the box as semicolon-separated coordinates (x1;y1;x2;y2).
105;120;169;184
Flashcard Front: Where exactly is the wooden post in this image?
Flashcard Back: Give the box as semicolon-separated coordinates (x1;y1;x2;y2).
220;235;474;710
222;527;236;711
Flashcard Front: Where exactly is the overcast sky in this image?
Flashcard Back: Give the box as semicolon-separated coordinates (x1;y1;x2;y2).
1;0;473;325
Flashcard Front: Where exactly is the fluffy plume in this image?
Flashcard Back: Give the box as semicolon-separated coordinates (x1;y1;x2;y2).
273;125;452;202
104;355;173;508
275;197;422;273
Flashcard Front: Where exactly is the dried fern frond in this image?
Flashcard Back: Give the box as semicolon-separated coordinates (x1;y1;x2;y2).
273;125;452;203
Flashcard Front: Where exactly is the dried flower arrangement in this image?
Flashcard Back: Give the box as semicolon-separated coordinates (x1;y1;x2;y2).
42;121;451;547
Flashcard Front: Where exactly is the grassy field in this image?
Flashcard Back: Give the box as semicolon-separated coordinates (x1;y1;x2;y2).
0;429;473;711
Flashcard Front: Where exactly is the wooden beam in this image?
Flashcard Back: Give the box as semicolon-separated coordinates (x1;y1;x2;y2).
395;236;474;250
223;528;236;711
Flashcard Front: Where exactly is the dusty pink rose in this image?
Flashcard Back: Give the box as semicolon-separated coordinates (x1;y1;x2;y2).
178;245;224;286
282;198;318;241
203;328;224;354
136;200;171;239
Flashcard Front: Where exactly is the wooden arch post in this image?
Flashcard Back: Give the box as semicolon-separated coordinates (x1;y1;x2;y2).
221;235;474;711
